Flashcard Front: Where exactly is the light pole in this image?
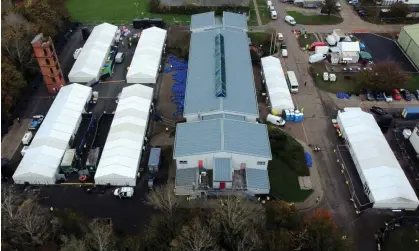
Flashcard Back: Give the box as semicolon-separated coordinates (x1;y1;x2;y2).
134;2;139;18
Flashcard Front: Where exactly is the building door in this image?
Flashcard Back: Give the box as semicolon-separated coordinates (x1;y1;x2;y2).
220;182;226;189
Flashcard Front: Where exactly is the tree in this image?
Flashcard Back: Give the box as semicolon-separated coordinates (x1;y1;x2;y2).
60;235;88;251
14;199;51;245
389;3;410;18
322;0;336;15
1;185;22;226
266;200;301;230
213;196;265;251
87;220;115;251
1;56;27;116
357;60;409;92
23;0;63;37
175;217;216;251
147;182;181;216
304;209;350;251
1;12;36;71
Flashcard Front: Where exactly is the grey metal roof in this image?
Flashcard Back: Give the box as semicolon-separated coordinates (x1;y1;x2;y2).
174;119;222;157
174;119;272;158
246;168;270;190
184;29;258;116
176;168;198;186
191;12;216;31
214;158;233;181
202;113;245;121
223;12;248;31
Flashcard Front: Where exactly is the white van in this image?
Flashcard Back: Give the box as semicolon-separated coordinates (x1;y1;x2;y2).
282;49;288;57
286;71;299;93
115;52;125;64
266;114;286;126
308;53;326;64
269;5;275;11
285;16;296;25
266;0;273;7
270;10;278;20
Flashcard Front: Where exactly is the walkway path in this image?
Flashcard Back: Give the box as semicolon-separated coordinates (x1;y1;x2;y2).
252;0;262;26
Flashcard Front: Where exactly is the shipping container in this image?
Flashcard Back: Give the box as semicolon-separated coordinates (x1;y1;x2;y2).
148;148;161;172
402;107;419;120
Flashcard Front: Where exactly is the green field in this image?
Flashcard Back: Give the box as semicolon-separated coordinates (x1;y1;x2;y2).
286;10;343;25
66;0;191;24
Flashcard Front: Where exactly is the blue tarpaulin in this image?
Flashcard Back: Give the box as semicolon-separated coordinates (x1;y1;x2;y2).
305;152;313;168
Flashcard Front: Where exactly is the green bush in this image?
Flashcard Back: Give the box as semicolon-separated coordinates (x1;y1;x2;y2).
148;0;249;15
269;128;309;176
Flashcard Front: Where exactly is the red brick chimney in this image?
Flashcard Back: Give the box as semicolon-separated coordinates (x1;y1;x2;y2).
31;33;65;94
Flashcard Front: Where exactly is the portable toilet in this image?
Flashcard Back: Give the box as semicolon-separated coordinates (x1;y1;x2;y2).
290;110;295;121
86;147;100;173
284;110;291;121
148;148;161;173
60;149;76;173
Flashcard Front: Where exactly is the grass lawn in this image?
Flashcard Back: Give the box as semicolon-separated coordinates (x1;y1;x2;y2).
310;63;361;93
286;11;343;25
248;5;259;26
406;74;419;91
383;225;419;251
248;32;274;56
297;33;318;49
268;159;313;202
66;0;191;24
268;128;312;202
256;0;272;25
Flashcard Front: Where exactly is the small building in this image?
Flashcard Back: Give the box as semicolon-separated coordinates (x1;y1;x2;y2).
337;42;360;64
398;24;419;70
86;147;100;173
60;149;76;173
148;148;161;172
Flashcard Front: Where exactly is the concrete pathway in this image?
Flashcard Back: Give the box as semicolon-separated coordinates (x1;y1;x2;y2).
294;139;325;211
252;0;262;26
1;119;31;160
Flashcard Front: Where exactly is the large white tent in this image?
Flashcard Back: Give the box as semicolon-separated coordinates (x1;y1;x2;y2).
261;56;295;114
337;108;419;210
68;23;117;83
126;27;167;84
13;84;92;185
94;84;154;186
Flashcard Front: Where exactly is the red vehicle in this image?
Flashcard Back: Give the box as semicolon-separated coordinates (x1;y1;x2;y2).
309;42;327;51
392;89;402;100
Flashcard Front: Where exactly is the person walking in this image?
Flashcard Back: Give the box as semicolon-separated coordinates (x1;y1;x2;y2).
17;117;20;125
304;81;307;87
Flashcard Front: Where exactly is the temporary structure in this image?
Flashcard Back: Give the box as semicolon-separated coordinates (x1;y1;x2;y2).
261;56;295;114
68;23;117;83
126;27;167;84
13;84;92;184
94;84;154;186
337;42;360;63
337;108;419;210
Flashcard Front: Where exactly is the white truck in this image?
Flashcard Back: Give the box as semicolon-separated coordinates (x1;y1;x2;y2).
286;71;299;93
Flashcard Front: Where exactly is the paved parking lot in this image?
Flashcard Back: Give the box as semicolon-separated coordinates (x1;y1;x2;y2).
354;33;418;73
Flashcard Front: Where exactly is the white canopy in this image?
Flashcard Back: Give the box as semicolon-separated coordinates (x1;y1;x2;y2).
337;42;360;52
126;27;167;84
261;56;295;113
94;84;153;186
13;84;92;184
337;108;419;210
68;23;117;83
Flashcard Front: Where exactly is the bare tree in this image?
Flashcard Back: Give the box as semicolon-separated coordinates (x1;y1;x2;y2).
87;219;115;251
14;199;50;245
236;227;262;251
2;12;36;71
176;217;216;251
1;185;22;225
147;182;181;216
60;235;89;251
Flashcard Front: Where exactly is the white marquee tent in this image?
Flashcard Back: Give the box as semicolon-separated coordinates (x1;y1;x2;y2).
13;84;92;185
68;23;117;83
126;27;167;84
261;56;295;114
94;84;154;186
337;108;419;210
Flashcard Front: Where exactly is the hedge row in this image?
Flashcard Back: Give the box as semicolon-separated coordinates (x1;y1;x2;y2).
149;0;250;15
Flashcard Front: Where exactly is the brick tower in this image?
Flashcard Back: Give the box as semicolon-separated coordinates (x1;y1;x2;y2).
31;33;65;93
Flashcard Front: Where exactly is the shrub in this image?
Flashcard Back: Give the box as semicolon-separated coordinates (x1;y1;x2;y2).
148;0;250;15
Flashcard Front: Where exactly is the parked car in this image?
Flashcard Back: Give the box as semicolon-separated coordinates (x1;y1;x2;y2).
400;89;412;101
383;92;393;102
277;32;284;41
392;89;402;100
370;106;387;116
282;49;288;57
364;88;375;101
269;5;275;11
280;42;287;50
114;187;134;198
148;177;155;190
415;90;419;100
374;91;385;101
